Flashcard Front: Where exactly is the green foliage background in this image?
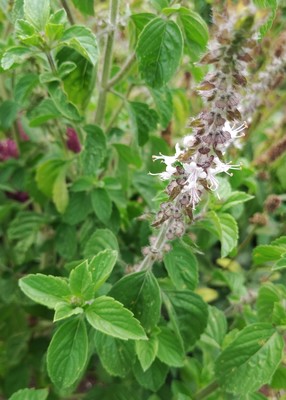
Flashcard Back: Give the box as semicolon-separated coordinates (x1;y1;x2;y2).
0;0;286;399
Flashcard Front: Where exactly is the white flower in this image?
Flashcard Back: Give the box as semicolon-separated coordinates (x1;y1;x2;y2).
152;143;182;165
184;162;206;186
207;157;241;190
149;164;177;181
150;143;182;180
223;121;246;140
183;135;197;148
189;185;202;209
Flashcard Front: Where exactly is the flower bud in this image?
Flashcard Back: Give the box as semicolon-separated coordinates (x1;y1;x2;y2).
5;191;29;202
264;195;281;214
249;213;268;226
0;139;19;161
66;127;81;153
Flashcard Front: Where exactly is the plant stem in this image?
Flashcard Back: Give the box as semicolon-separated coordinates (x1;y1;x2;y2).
106;84;133;132
61;0;75;25
45;51;57;73
106;53;136;89
137;221;170;271
94;0;120;126
193;381;219;400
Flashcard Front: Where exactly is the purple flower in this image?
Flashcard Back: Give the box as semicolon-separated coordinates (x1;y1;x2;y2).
66;127;81;153
5;191;29;202
0;139;19;161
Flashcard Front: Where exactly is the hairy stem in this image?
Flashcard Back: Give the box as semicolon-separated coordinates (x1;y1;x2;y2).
61;0;75;25
193;381;219;400
106;53;136;89
94;0;120;126
45;51;57;73
137;221;170;271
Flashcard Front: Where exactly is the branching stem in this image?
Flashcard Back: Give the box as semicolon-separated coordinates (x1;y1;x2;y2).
106;53;136;90
94;0;120;126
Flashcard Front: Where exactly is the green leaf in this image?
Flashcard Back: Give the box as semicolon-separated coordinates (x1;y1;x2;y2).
133;359;168;392
150;0;170;11
14;73;39;103
104;177;126;209
129;13;156;44
9;388;48;400
200;306;227;349
256;283;286;323
0;100;19;130
81;125;106;175
113;143;142;168
157;326;184;367
58;61;77;79
19;273;70;309
53;167;69;214
135;336;158;371
220;191;254;212
60;26;99;66
177;8;209;61
271;366;286;389
56;49;95;111
254;0;277;38
129;102;158;146
54;303;83;322
47;82;82;121
163;241;198;290
84;229;119;258
150;87;173;129
71;0;94;15
45;16;66;42
208;211;238;258
11;0;25;23
45;10;66;41
49;8;67;25
91;188;112;224
8;211;47;240
1;46;31;70
47;318;88;389
88;249;118;291
15;19;41;46
253;245;285;265
133;171;163;209
36;159;66;198
63;192;92;225
272;303;286;326
69;260;94;300
271;236;286;249
24;0;50;30
254;0;276;5
215;323;284;395
273;256;286;270
164;290;208;348
28;98;61;126
136;17;183;88
109;271;161;332
95;331;135;377
86;296;147;340
55;224;77;260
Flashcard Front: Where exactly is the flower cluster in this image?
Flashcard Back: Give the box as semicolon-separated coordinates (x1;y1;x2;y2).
241;33;286;121
0;139;19;161
150;7;257;242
